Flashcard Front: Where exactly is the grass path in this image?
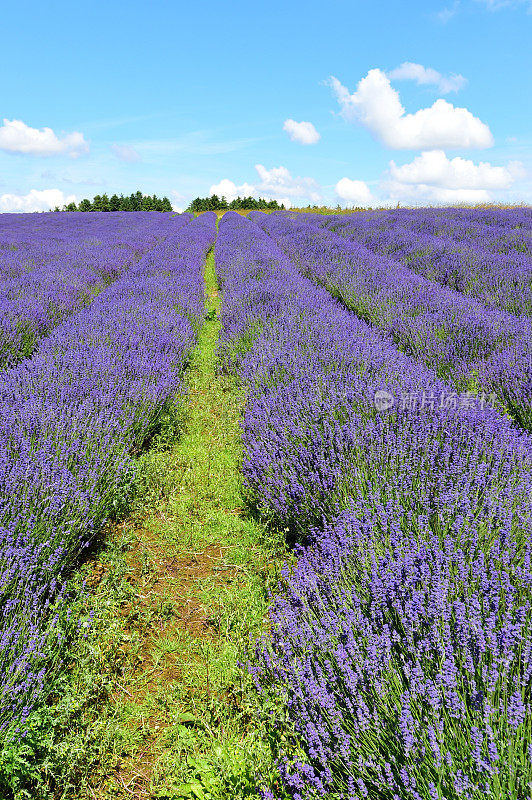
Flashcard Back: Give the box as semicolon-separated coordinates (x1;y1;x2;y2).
79;248;282;799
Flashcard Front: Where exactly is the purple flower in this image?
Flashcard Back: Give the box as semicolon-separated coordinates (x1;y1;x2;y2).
0;210;216;737
218;210;532;799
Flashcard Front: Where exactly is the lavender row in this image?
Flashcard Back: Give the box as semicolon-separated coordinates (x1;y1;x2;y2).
217;212;532;799
327;207;532;257
0;211;191;369
254;507;532;800
320;210;532;317
403;208;532;257
0;210;193;276
0;212;216;737
415;206;531;226
417;205;532;232
251;211;532;434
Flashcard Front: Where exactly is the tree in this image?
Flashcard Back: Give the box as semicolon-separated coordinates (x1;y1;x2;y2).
186;194;285;212
54;190;176;212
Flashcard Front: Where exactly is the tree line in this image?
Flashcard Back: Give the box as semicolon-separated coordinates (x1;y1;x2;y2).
52;190;285;214
54;191;173;212
186;195;285;212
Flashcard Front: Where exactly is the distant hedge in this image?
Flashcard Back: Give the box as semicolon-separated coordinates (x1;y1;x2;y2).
186;194;285;212
55;191;173;212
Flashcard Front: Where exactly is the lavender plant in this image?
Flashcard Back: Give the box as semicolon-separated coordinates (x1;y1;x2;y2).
0;211;191;368
251;211;532;435
321;210;532;316
254;509;532;799
216;211;532;799
0;211;215;740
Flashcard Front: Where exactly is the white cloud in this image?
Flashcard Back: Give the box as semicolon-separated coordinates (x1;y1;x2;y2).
170;189;185;211
383;150;525;204
283;119;320;145
335;177;375;206
210;176;293;208
111;143;140;162
388;62;466;94
389;150;524;189
255;164;321;203
329;69;493;150
209;178;256;202
209;165;321;208
0;119;88;157
0;188;77;212
436;2;460;23
396;186;493;203
475;0;532;10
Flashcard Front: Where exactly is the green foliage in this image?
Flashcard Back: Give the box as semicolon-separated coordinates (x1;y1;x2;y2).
187;195;284;212
0;532;134;800
57;191;173;213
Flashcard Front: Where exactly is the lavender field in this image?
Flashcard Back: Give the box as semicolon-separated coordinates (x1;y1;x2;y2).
2;207;532;799
219;208;532;800
0;211;216;741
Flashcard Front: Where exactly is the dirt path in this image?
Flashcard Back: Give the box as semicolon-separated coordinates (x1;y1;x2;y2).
84;249;280;799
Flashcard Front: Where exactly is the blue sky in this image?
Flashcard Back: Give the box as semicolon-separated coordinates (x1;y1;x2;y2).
0;0;530;210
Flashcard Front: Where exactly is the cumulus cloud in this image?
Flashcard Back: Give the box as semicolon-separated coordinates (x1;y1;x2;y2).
210;165;321;208
111;143;140;162
335;178;376;206
283;119;320;145
255;164;321;203
401;186;493;203
0;119;88;157
210;175;293;207
209;178;256;202
329;70;493;149
389;149;524;189
383;150;525;204
0;188;77;212
388;62;466;94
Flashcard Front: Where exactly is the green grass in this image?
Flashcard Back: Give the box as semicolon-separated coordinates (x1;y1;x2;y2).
3;249;287;799
99;248;288;799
